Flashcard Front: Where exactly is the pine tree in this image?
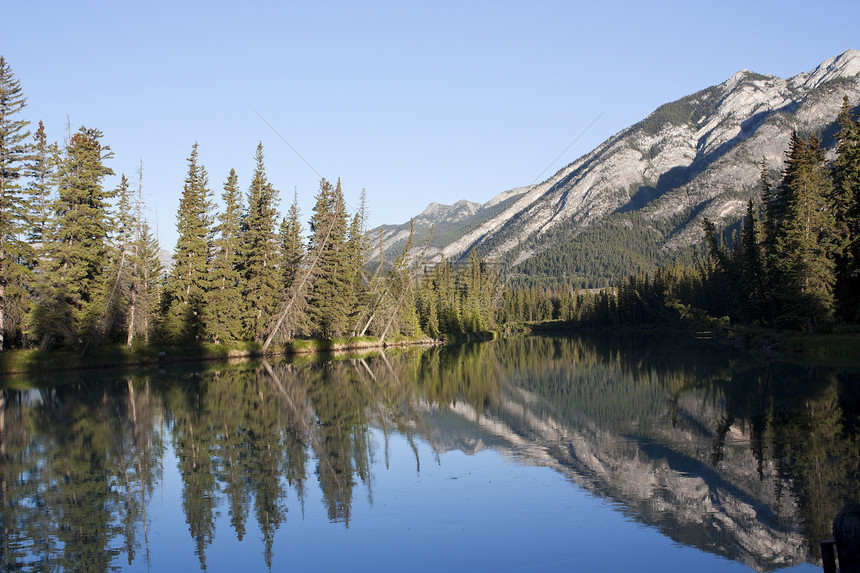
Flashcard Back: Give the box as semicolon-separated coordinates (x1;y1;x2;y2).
0;56;33;349
28;126;115;349
239;143;281;340
832;96;860;322
740;199;767;321
94;173;134;342
132;217;163;343
25;120;57;248
161;143;213;343
344;190;369;331
279;189;303;295
760;156;779;255
204;168;244;342
306;178;350;338
771;133;836;331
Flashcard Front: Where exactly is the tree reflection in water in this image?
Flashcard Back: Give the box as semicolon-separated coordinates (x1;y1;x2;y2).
0;334;858;571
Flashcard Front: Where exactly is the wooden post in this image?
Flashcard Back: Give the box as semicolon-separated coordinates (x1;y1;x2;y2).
822;540;837;573
835;504;860;573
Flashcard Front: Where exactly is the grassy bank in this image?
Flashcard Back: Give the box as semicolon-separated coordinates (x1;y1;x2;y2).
0;336;443;376
777;331;860;367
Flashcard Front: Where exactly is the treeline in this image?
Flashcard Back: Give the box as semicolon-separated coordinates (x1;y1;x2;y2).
698;99;860;330
5;50;858;349
0;56;502;352
500;97;860;333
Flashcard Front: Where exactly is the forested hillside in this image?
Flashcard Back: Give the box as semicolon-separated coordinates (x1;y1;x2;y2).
0;57;499;352
374;50;860;290
2;53;859;354
498;98;860;333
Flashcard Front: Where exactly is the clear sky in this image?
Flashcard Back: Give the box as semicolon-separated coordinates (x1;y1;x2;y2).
3;0;858;250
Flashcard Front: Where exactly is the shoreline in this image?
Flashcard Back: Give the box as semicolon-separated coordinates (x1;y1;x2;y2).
0;334;493;377
0;338;434;377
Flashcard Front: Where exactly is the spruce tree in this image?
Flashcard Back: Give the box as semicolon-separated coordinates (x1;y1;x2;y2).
306;178;350;338
239;143;281;340
161;143;213;343
132;217;163;343
771;133;836;331
0;56;33;349
204;168;244;342
94;173;134;342
344;191;369;332
740;199;767;321
832;96;860;322
279;189;303;294
29;126;115;349
25;120;57;248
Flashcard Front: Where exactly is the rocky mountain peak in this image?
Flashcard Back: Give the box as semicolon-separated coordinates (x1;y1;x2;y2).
791;48;860;90
373;51;860;286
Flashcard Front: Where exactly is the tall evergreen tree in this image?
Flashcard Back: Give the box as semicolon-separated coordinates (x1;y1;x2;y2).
161;143;213;343
204;168;244;342
343;190;369;332
740;199;767;320
0;56;33;349
25;120;57;248
93;173;134;342
239;143;280;340
832;96;860;322
771;133;836;331
279;189;303;295
28;126;115;349
760;156;779;255
306;178;350;338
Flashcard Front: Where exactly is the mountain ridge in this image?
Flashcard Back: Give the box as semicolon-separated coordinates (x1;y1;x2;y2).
374;50;860;285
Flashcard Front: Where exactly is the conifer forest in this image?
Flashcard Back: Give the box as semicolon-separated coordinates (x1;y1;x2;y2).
2;55;860;354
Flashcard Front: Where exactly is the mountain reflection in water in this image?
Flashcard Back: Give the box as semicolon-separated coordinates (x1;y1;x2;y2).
1;333;858;572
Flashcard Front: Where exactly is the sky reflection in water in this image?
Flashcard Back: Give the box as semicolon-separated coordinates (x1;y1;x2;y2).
146;429;774;573
2;333;854;572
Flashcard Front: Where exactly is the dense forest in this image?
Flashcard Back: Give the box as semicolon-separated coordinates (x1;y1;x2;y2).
2;55;859;355
0;56;500;352
499;96;860;334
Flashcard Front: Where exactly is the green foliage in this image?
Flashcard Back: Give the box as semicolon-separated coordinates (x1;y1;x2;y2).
306;179;352;338
832;96;860;322
513;210;702;289
204;168;244;343
27;126;115;350
0;56;33;349
770;133;837;330
280;189;303;294
239;143;281;340
637;85;721;136
500;102;860;335
4;51;860;353
160;143;213;343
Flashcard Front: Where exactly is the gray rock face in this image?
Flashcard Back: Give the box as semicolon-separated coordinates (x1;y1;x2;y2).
413;384;811;572
374;50;860;271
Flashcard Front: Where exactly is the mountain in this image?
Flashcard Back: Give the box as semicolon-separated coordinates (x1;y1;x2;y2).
374;50;860;287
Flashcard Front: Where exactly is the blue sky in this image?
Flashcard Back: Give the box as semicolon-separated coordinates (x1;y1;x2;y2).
3;1;858;250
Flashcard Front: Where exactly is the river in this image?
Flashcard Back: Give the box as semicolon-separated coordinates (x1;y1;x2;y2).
1;333;858;572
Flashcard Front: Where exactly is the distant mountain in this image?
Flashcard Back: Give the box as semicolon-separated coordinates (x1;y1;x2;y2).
374;50;860;286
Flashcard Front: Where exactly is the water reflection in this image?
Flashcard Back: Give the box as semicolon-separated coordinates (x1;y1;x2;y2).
1;334;858;572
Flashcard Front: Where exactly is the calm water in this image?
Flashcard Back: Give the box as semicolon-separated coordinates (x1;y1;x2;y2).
2;333;859;572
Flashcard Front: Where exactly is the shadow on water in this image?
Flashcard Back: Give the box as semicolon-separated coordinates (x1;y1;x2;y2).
1;333;858;571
